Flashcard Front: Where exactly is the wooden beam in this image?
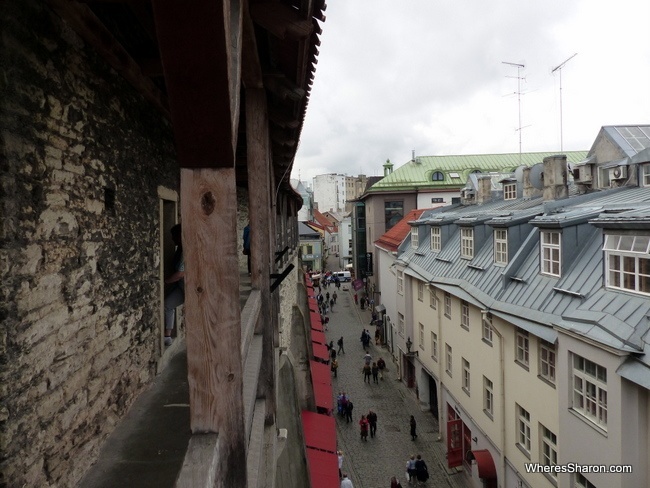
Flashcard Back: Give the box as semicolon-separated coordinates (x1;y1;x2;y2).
250;2;312;40
241;0;263;89
181;167;247;487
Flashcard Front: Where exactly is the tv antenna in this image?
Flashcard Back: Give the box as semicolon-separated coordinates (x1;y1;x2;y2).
502;61;526;164
552;53;577;152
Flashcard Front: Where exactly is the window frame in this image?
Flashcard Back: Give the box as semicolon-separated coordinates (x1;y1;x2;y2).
494;228;508;266
482;314;493;345
397;270;404;295
460;227;474;259
540;231;562;277
539;340;556;384
461;300;470;330
445;343;453;377
432;171;445;181
515;329;530;368
572;354;607;429
430;227;441;252
429;287;437;309
462;358;471;395
411;226;419;248
643;164;650;187
604;234;650;296
417;282;424;301
431;332;438;361
483;376;494;418
516;404;532;456
444;292;451;318
540;424;558;478
504;182;517;200
419;322;425;349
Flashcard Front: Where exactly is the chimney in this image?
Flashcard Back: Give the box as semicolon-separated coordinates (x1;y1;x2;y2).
476;175;493;204
522;167;535;199
543;155;569;201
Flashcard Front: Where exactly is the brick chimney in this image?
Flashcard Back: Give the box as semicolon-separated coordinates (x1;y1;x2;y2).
476;175;493;204
543;155;569;201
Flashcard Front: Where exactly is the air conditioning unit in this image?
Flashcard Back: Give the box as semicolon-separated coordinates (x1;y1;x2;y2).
572;165;593;183
609;166;627;180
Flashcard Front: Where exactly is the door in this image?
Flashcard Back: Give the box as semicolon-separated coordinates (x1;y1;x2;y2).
428;376;438;419
447;418;463;468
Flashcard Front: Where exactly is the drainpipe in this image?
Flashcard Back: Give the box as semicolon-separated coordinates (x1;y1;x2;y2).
484;310;506;488
435;287;444;440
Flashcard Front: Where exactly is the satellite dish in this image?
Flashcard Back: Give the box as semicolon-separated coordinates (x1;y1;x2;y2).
529;163;545;189
514;165;526;183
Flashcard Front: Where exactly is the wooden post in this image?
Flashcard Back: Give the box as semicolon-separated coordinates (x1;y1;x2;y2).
246;88;276;423
181;167;246;486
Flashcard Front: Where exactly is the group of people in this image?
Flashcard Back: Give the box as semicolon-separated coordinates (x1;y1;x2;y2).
405;454;429;485
336;392;354;423
358;410;378;440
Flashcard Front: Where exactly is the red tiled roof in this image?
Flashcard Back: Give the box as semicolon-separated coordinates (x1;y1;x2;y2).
374;208;427;252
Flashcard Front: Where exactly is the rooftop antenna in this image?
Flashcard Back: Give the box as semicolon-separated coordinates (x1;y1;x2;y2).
552;53;577;152
502;61;526;165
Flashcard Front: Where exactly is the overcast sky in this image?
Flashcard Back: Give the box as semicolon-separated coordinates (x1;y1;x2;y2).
291;0;650;184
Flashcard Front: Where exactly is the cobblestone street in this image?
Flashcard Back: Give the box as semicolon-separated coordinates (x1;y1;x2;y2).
320;280;471;488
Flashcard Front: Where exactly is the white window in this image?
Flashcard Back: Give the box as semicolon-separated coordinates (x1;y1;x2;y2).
643;164;650;187
540;231;561;277
429;287;437;309
462;358;470;395
575;473;597;488
483;377;494;417
398;312;405;337
419;323;424;349
517;404;532;454
417;282;424;301
604;234;650;296
397;270;404;295
572;354;607;429
411;226;419;248
494;228;508;265
461;300;470;330
541;425;558;477
445;343;452;377
460;227;474;259
504;182;517;200
431;227;441;252
539;340;556;383
482;314;493;345
431;332;438;361
444;292;451;317
516;329;529;367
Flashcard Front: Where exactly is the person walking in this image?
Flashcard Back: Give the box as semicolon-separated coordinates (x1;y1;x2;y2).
362;363;372;384
367;410;378;438
371;362;379;384
330;297;335;311
354;293;358;305
340;473;354;488
414;454;429;485
337;336;345;354
359;415;369;441
337;450;344;479
409;415;418;440
406;455;416;484
391;476;403;488
331;358;339;378
345;399;354;423
333;291;338;303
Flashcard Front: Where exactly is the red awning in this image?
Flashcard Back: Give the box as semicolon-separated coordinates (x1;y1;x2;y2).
301;411;336;452
311;329;327;345
310;360;331;385
305;447;339;488
471;449;497;479
310;360;332;410
312;342;329;361
310;312;323;332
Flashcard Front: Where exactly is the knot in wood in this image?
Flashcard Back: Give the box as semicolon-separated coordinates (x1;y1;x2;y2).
227;373;235;382
196;286;203;293
201;191;216;215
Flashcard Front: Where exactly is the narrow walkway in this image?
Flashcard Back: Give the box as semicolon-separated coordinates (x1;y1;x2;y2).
322;283;470;488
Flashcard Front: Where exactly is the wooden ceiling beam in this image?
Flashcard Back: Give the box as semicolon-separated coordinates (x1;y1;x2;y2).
250;3;312;41
241;0;263;89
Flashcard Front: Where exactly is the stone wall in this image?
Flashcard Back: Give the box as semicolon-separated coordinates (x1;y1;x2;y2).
0;2;178;486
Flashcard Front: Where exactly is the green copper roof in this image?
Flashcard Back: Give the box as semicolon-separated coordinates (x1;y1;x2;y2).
368;151;588;192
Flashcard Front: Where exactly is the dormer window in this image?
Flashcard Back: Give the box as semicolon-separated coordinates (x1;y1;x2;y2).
494;229;508;265
432;171;445;181
604;234;650;296
431;227;441;252
503;183;517;200
411;227;419;248
460;228;474;259
642;164;650;187
540;231;561;277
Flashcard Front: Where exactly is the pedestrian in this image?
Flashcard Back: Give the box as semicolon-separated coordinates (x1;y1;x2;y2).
338;451;344;479
414;454;429;484
375;328;381;345
363;352;372;365
370;311;377;324
331;358;339;378
406;455;416;484
164;224;184;346
337;336;345;354
363;363;371;383
333;291;338;303
359;415;369;441
360;296;365;310
371;362;379;384
409;415;418;440
390;476;403;488
242;222;251;275
367;410;378;438
354;293;358;305
345;399;354;423
377;357;387;380
326;291;330;301
330;297;335;311
330;347;337;361
341;473;354;488
324;315;330;330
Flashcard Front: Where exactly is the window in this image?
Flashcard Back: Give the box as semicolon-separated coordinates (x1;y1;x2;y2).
540;425;558;477
431;332;438;361
540;231;561;277
462;358;470;395
494;229;508;265
444;292;451;318
517;404;532;454
643;164;650;187
604;234;650;296
398;312;405;336
483;377;494;417
397;270;404;295
419;323;424;349
503;182;517;200
417;282;424;301
482;314;493;345
431;197;444;203
429;287;437;309
460;301;470;330
305;244;313;254
411;226;419;248
539;340;556;384
430;227;441;252
432;171;445;181
460;228;474;259
385;201;403;231
572;354;607;428
516;329;530;367
445;344;452;377
575;473;597;488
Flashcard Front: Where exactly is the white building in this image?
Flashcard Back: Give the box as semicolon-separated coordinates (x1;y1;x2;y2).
313;173;347;213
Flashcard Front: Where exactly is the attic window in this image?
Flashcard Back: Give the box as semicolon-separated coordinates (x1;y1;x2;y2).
449;172;461;178
604;234;650;296
504;183;517;200
432;171;445;181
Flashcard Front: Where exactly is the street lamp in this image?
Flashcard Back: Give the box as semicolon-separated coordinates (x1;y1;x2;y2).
406;337;412;353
